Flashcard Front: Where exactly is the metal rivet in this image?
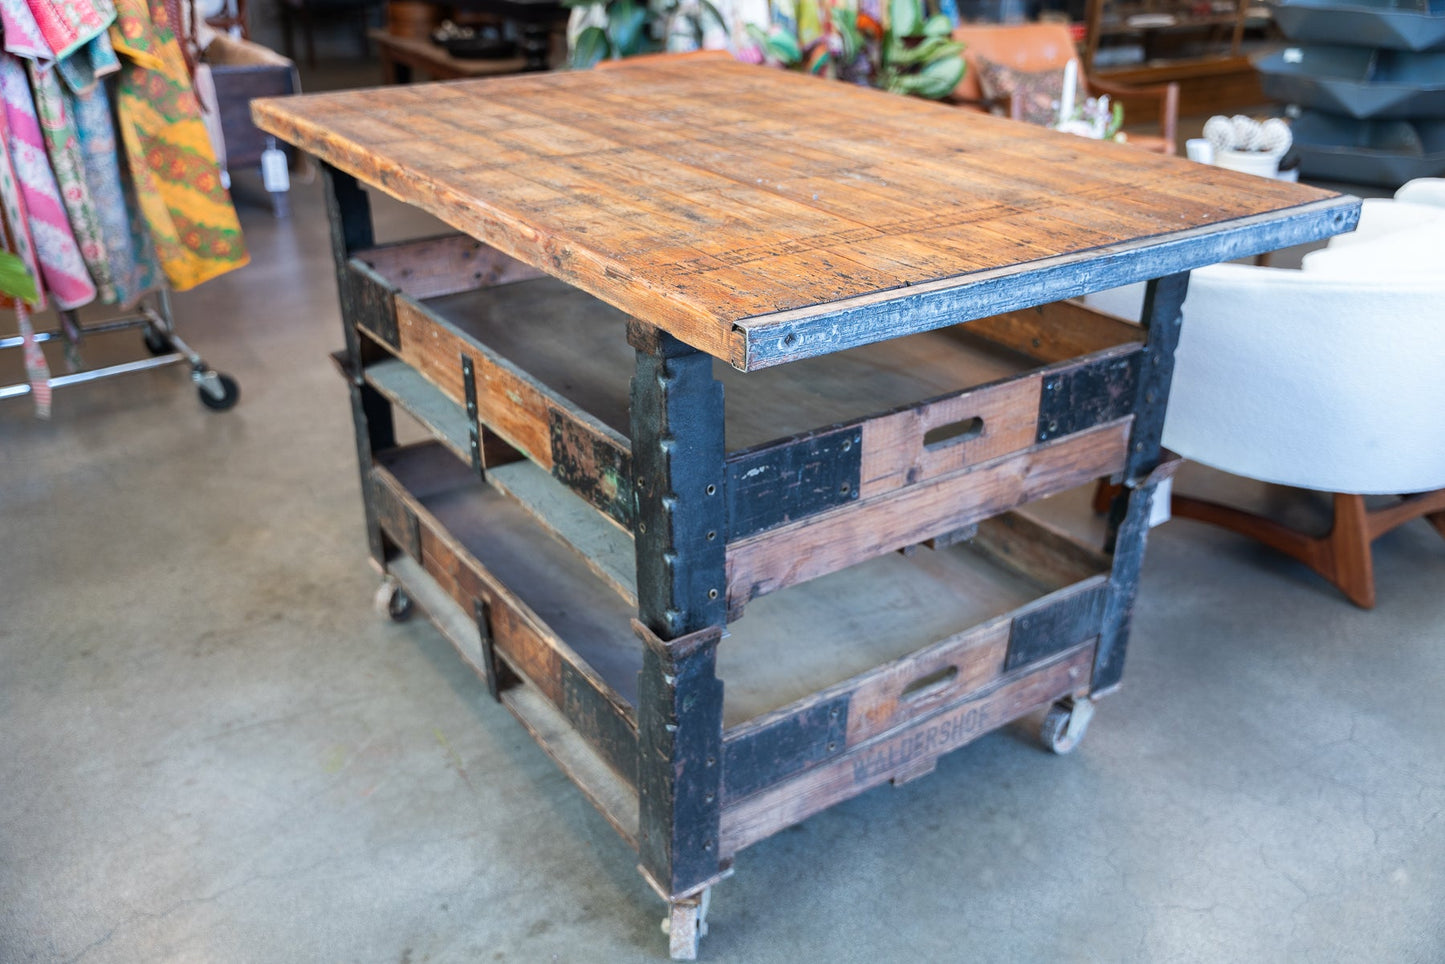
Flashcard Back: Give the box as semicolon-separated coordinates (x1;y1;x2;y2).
638;521;647;533
839;482;850;495
704;792;715;803
1134;442;1144;452
827;742;836;752
708;588;718;600
703;839;714;852
706;756;715;767
706;530;716;541
705;484;716;496
841;439;852;452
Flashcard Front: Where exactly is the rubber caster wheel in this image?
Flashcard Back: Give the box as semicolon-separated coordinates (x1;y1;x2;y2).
142;326;172;355
1040;697;1095;755
373;577;413;622
661;888;710;960
196;371;240;411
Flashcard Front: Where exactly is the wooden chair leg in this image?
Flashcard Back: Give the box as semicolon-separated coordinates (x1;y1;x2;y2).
1170;492;1376;608
1326;493;1375;609
1427;511;1445;540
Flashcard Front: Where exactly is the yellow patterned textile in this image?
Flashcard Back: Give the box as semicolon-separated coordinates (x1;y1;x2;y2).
109;0;246;290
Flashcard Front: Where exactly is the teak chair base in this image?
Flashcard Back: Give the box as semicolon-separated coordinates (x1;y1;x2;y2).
1176;490;1445;609
1096;482;1445;608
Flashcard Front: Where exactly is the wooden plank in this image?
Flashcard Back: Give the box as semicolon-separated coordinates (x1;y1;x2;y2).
356;233;546;300
858;374;1042;499
255;60;1356;370
371;450;643;756
387;554;494;685
394;295;551;464
718;644;1094;857
486;459;638;605
965;301;1144;364
502;684;640;850
725;420;1131;615
730;197;1359;370
970;510;1111;590
365;356;471;461
392;293;635;527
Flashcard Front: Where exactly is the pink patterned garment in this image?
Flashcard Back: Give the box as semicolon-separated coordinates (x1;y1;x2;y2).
0;99;50;415
0;53;96;309
24;0;114;61
0;0;53;62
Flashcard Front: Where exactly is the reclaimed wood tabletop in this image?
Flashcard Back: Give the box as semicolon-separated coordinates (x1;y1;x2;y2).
252;55;1358;370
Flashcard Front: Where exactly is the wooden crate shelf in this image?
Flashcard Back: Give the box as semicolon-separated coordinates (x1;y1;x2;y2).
372;437;1108;861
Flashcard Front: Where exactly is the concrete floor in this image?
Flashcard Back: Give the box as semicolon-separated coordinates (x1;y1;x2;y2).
4;49;1445;964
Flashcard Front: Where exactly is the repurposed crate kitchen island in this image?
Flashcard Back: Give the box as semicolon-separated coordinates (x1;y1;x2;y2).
253;57;1357;959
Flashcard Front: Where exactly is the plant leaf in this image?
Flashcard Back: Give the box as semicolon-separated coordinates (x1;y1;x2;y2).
923;13;953;36
698;0;727;33
0;251;38;304
609;0;650;56
571;24;610;67
889;0;921;38
896;55;964;98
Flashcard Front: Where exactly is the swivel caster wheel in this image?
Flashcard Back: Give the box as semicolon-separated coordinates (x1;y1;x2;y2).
373;576;413;622
142;325;173;355
661;887;710;960
195;369;240;411
1040;697;1095;755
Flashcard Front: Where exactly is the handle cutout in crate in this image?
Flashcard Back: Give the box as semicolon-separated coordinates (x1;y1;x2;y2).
900;664;960;701
923;416;984;451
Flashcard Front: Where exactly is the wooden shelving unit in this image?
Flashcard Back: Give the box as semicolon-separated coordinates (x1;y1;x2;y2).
253;57;1356;959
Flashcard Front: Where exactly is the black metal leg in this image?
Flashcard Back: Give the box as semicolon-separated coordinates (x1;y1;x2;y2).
629;327;729;901
324;162;394;565
1095;270;1189;692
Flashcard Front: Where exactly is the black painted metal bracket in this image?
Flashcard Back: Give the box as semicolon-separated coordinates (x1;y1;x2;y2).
630;330;727;638
1004;584;1108;672
473;598;501;701
635;621;725;899
725;425;862;539
462;353;483;478
722;697;850;801
1036;351;1142;444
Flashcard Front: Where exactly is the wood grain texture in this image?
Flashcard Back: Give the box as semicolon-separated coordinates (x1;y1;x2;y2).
967;301;1143;364
254;59;1356;369
725;420;1130;614
357;234;545;300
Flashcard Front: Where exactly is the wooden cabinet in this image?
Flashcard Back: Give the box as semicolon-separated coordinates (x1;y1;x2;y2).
253;57;1355;959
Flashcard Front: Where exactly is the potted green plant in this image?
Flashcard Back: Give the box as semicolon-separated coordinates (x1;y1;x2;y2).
747;0;966;100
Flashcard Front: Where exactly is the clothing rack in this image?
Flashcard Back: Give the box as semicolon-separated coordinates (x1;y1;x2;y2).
0;0;251;416
0;291;239;408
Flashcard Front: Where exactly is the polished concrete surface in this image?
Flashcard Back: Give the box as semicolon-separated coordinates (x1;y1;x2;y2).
4;95;1445;964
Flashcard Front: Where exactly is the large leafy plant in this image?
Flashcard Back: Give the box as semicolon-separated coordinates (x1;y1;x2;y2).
747;0;965;99
567;0;726;67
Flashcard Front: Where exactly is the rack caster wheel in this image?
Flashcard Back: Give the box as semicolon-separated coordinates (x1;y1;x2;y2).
195;370;240;411
373;576;413;622
142;325;173;355
1040;697;1095;755
661;888;710;960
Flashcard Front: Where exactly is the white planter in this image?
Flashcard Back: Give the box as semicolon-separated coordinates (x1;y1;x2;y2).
1215;148;1281;178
